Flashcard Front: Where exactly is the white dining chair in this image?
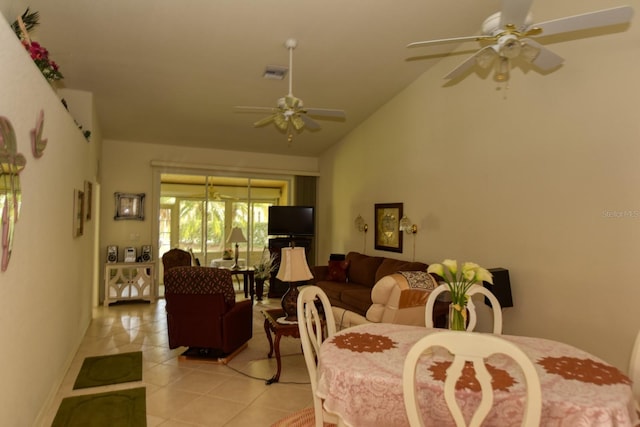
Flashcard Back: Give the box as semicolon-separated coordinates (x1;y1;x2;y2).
425;283;503;334
629;329;640;413
297;285;344;427
403;330;542;427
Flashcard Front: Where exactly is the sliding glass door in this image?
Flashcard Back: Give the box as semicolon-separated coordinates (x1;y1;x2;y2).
158;174;290;283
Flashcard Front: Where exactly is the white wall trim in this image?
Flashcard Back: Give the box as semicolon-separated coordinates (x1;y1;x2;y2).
150;160;320;177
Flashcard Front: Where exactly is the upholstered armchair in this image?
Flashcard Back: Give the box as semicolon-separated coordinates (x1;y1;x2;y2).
164;266;253;357
162;248;192;275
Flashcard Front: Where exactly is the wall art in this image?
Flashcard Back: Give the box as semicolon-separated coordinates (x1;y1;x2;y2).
0;116;26;271
374;203;403;253
30;109;47;158
114;192;145;221
73;189;84;237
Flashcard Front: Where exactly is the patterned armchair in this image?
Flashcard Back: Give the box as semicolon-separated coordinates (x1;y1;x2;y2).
162;248;192;275
164;266;253;356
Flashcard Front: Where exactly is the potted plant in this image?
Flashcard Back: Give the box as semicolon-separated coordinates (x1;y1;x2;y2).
254;248;277;300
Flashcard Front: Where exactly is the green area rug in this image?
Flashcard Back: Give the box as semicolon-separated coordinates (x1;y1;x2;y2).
73;351;142;389
52;387;146;427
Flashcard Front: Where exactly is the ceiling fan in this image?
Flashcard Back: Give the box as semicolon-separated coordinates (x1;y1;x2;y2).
407;0;634;82
235;38;346;143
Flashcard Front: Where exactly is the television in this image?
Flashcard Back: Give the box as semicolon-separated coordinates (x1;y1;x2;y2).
268;206;315;236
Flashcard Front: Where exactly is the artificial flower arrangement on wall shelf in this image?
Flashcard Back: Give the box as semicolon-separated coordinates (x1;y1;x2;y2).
11;9;63;82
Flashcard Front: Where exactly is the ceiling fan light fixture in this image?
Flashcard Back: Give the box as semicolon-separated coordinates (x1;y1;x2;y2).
273;114;288;130
521;43;540;63
498;34;521;59
476;47;498;69
494;57;510;82
291;115;304;131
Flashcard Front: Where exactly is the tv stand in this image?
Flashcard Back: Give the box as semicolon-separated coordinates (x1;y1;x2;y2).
268;236;313;298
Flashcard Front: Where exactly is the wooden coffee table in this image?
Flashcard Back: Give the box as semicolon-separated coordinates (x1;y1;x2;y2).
262;308;301;384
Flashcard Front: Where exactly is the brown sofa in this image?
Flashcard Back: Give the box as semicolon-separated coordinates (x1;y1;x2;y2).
311;252;432;316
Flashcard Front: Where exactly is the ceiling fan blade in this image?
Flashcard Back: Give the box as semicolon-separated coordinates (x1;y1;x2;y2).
499;0;534;29
444;45;497;79
300;115;321;130
304;108;346;119
407;35;491;48
520;38;564;70
533;6;633;38
253;115;276;127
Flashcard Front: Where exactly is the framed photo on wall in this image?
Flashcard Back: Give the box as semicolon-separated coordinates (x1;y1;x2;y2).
84;180;93;221
374;203;403;253
73;189;84;237
114;192;145;220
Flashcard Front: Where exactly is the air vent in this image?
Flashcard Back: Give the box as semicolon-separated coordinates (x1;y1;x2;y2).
263;65;288;80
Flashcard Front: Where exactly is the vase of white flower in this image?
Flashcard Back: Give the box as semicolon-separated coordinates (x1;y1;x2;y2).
427;259;493;331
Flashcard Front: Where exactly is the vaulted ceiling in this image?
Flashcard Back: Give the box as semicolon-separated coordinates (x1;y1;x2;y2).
16;0;593;157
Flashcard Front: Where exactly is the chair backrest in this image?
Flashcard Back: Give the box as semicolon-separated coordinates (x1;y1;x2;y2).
162;248;192;273
164;266;235;306
425;284;503;334
297;285;338;427
629;329;640;410
403;331;542;427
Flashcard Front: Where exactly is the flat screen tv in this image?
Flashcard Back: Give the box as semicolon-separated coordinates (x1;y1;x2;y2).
268;206;315;236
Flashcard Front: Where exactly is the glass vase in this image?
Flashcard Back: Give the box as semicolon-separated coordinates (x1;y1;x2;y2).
448;302;467;331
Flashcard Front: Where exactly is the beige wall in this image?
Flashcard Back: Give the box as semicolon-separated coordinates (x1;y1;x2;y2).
0;11;100;425
318;0;639;370
99;139;319;300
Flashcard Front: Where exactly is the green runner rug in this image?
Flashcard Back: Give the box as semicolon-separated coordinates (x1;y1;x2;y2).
52;387;146;427
73;351;143;389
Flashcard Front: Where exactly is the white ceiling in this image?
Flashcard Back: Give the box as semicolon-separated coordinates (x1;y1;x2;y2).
12;0;548;157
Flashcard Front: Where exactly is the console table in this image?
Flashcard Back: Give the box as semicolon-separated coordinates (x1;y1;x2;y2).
104;262;155;306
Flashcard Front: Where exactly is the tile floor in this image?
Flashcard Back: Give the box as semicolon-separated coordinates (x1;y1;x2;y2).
40;292;313;426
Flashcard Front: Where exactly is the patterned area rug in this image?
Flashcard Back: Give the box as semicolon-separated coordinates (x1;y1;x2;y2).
52;387;146;427
73;351;143;389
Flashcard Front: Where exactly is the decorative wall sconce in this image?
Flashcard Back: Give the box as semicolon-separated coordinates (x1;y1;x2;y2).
354;214;368;254
399;214;418;261
355;214;368;233
399;215;417;234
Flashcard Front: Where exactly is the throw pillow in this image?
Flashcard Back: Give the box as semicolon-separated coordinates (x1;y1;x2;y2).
327;260;350;282
398;271;438;291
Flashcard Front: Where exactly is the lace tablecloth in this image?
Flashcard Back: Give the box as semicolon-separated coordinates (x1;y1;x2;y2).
316;323;638;427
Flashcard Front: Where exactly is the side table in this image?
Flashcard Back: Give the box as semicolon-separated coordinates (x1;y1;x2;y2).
262;308;300;384
220;267;255;300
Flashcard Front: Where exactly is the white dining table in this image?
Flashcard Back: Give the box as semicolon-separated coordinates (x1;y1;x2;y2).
316;323;638;427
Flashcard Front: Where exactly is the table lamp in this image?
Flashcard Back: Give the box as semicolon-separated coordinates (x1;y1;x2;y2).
226;227;247;270
277;246;313;322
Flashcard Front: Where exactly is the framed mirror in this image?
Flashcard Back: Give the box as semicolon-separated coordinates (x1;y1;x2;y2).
114;192;145;220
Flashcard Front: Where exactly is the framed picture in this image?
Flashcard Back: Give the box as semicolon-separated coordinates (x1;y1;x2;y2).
73;189;84;237
374;203;403;253
84;181;93;221
114;192;145;220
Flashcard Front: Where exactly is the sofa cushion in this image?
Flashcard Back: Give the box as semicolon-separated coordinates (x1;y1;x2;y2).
375;259;428;283
339;287;373;316
346;252;384;287
314;280;348;302
327;259;350;282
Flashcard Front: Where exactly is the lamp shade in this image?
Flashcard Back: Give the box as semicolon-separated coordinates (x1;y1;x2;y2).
276;247;312;282
227;227;247;244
